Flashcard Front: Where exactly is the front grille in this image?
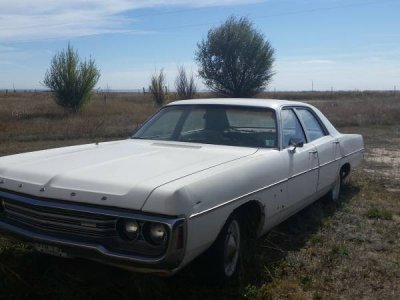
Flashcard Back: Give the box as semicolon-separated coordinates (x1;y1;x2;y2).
0;190;175;258
1;197;118;239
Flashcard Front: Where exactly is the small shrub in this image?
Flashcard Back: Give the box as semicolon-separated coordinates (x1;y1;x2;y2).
243;284;263;299
331;244;349;257
260;279;309;300
366;207;393;220
309;234;324;245
175;66;197;99
149;69;166;106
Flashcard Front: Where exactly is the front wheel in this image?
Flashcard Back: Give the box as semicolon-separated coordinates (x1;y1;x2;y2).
223;219;241;277
202;214;242;284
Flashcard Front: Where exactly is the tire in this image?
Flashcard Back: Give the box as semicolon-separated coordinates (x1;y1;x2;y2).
202;214;242;284
329;172;341;202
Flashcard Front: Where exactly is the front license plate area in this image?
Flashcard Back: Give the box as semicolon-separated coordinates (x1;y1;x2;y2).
34;243;72;258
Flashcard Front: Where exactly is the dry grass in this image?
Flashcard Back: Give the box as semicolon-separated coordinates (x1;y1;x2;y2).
260;91;400;127
1;91;399;156
0;91;399;299
0;92;157;156
244;173;400;300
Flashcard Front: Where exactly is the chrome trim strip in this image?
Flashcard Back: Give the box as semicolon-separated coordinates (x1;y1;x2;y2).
288;166;319;180
310;148;364;168
343;148;365;158
189;166;321;219
0;220;179;267
189;178;288;219
0;189;176;224
4;201;114;225
189;148;365;219
319;158;340;168
4;208;115;234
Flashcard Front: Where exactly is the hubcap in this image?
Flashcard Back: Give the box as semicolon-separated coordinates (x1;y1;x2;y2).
223;220;240;277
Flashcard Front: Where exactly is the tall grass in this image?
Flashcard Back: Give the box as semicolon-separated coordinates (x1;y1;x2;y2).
0;90;399;156
258;91;400;127
0;92;156;156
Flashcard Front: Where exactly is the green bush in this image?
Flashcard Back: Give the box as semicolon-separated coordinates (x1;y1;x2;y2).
44;44;100;113
366;207;392;220
196;16;275;97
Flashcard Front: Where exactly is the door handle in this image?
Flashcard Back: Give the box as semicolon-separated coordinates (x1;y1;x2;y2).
309;150;318;154
333;141;340;144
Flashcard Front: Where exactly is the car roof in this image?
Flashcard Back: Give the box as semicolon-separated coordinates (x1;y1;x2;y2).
167;98;310;110
167;98;339;137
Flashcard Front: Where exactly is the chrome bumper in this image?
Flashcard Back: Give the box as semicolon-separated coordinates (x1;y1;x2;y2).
0;190;186;275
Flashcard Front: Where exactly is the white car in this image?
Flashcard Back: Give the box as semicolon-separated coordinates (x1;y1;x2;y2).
0;99;364;281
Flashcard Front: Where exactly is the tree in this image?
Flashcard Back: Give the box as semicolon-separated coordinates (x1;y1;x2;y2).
195;16;275;98
175;66;197;99
149;69;166;106
44;44;100;113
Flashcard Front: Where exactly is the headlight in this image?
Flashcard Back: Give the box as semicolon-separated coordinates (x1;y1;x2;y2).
117;218;169;247
119;219;140;241
145;223;168;246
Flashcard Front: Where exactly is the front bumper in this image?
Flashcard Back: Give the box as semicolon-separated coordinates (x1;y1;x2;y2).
0;189;186;275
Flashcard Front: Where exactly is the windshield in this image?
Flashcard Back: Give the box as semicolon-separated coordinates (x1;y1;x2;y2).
132;105;278;148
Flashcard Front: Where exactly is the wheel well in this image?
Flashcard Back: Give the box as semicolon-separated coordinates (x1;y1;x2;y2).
232;200;264;238
340;163;351;180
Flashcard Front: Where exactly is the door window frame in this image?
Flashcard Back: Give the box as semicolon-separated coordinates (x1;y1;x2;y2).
280;107;308;149
279;105;331;150
293;107;328;142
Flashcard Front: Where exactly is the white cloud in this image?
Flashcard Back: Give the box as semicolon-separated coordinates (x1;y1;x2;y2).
301;59;335;64
0;0;262;42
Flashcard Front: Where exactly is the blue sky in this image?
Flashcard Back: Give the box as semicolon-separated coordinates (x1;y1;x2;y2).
0;0;399;91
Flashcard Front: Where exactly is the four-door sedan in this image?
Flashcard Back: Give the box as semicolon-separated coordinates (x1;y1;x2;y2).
0;98;364;282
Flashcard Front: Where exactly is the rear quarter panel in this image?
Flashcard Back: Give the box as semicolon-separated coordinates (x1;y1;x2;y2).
338;134;365;169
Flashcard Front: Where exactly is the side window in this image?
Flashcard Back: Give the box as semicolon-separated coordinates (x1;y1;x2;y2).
296;109;325;142
281;109;306;148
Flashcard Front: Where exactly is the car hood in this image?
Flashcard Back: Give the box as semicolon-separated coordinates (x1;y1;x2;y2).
0;139;257;210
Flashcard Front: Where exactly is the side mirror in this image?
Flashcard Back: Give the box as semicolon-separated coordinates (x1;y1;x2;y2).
288;137;304;152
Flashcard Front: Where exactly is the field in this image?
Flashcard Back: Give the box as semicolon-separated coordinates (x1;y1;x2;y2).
0;91;399;299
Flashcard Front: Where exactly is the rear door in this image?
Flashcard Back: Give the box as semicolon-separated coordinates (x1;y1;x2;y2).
295;108;339;192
